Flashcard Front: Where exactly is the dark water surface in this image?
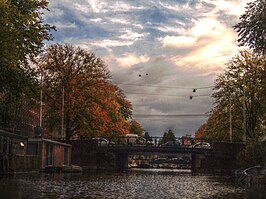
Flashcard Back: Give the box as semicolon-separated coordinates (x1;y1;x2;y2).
0;169;265;199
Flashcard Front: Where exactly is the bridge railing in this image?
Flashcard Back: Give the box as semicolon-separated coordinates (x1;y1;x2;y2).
78;136;215;149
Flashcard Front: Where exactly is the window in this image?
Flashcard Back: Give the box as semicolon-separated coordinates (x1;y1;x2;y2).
3;137;7;154
27;143;39;155
0;136;3;153
63;147;69;165
45;143;53;166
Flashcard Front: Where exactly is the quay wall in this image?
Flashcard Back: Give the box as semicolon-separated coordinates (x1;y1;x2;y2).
199;142;245;175
66;140;100;169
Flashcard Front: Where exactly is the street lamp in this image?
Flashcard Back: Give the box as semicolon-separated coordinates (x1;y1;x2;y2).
242;87;246;143
61;86;65;140
229;95;232;143
40;71;43;128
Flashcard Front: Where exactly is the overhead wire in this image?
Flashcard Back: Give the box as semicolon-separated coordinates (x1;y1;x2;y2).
110;81;214;97
133;114;208;118
112;82;214;90
110;79;214;116
125;92;211;97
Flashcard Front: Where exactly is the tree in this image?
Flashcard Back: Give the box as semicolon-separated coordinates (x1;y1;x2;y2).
0;0;54;90
160;129;176;144
37;44;136;140
143;131;152;141
0;0;54;131
0;66;39;132
234;0;266;54
90;82;133;138
203;50;265;141
195;123;207;139
129;119;144;136
237;140;266;167
201;105;243;141
37;44;109;139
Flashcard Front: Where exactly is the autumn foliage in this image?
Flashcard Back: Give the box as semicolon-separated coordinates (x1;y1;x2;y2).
194;123;206;139
36;44;142;140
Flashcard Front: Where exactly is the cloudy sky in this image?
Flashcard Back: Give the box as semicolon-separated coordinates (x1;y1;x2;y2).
44;0;250;137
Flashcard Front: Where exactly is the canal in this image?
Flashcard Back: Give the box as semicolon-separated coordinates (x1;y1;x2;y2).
0;169;265;199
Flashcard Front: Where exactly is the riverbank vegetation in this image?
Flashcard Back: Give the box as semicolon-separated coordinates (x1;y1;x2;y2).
196;0;266;167
200;50;265;142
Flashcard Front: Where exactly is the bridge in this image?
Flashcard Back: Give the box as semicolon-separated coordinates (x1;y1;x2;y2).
68;139;245;174
96;145;212;171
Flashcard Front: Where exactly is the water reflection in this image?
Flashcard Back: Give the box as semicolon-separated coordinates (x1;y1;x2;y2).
0;169;264;199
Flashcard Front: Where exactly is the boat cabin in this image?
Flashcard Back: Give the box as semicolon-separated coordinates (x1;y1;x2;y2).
27;138;72;171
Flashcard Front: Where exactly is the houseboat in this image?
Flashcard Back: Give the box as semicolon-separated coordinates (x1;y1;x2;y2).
27;138;81;172
0;130;81;174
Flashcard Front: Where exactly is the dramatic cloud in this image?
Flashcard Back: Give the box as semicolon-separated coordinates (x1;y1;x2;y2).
117;54;150;68
161;36;197;48
44;0;251;137
168;18;238;71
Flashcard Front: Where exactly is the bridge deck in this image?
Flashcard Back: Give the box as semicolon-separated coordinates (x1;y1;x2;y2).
96;145;212;154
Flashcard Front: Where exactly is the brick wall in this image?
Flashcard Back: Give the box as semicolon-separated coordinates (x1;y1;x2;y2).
66;140;98;167
200;142;245;174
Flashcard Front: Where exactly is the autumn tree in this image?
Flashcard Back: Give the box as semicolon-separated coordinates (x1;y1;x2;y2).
194;123;207;139
0;0;54;131
129;119;144;136
86;82;133;138
37;44;138;140
201;105;243;141
203;50;265;142
37;44;109;139
234;0;266;54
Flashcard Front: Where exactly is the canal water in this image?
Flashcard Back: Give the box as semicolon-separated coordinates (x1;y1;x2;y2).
0;169;265;199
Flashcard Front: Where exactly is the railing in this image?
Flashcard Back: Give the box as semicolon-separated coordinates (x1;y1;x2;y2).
235;165;265;187
12;154;39;171
84;136;214;149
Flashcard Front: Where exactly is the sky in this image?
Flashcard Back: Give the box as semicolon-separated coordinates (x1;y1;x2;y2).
44;0;250;137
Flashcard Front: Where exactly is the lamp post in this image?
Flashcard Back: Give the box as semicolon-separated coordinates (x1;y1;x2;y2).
40;72;43;128
229;95;232;143
61;86;65;140
243;87;246;143
35;70;43;138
